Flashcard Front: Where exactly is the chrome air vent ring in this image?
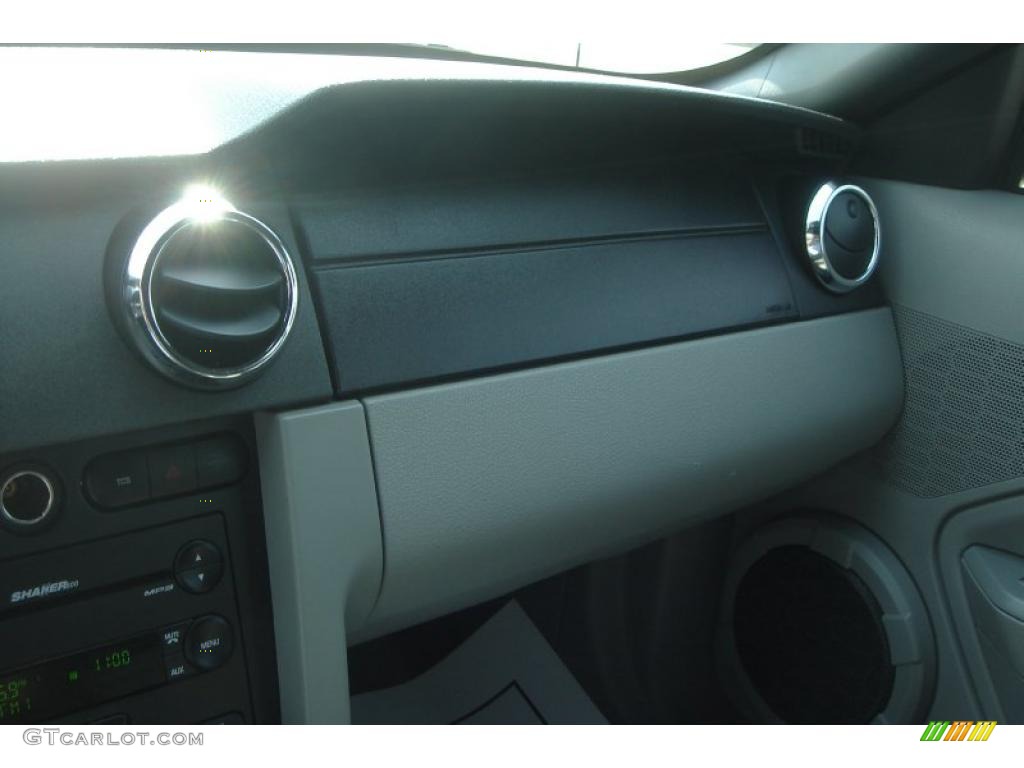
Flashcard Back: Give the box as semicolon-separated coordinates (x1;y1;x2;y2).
122;190;299;390
804;182;881;293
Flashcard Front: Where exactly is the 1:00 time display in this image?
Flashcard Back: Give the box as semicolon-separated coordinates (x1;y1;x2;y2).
0;650;130;721
94;649;131;671
0;634;160;724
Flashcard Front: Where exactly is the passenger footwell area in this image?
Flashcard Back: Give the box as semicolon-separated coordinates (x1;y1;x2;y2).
350;601;607;724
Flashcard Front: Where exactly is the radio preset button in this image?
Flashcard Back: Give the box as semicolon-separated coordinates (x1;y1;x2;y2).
185;615;233;671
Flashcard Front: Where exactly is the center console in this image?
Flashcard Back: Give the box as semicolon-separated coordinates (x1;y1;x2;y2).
0;418;278;725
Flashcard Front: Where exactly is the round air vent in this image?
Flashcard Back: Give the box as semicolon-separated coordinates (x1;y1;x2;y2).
120;188;299;389
717;515;935;724
804;181;880;293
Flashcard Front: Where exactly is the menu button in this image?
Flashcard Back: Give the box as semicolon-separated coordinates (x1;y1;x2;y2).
184;615;233;671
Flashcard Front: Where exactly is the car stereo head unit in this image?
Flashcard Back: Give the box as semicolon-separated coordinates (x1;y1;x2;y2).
0;513;250;724
0;615;232;724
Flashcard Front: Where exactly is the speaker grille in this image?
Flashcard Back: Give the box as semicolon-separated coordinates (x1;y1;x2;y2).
876;305;1024;497
733;546;894;724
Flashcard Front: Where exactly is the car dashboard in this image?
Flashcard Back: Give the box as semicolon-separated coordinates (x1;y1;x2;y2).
0;47;905;724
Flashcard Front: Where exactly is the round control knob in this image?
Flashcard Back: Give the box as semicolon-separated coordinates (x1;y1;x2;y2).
185;614;234;671
804;182;881;293
174;540;224;594
1;468;59;530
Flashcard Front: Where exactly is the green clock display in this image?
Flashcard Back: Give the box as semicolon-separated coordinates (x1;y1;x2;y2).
0;635;161;723
94;648;131;671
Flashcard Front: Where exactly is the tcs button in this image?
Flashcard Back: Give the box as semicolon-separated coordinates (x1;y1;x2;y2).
185;615;234;671
84;452;150;508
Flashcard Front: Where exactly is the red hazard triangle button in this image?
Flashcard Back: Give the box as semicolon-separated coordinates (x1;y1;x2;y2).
148;446;197;498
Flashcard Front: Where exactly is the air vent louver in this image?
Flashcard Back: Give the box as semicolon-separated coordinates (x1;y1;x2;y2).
119;190;299;389
803;181;880;294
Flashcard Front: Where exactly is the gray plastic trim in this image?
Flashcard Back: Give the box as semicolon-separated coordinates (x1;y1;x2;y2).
711;44;991;121
963;553;1024;683
747;179;1024;722
939;495;1024;721
865;179;1024;345
255;402;383;724
748;458;1024;721
360;308;903;636
963;546;1024;626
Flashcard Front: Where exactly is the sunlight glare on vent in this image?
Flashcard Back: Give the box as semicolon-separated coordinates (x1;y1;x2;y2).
182;184;232;223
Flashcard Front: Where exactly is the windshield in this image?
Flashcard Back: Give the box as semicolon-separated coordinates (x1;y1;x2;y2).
424;42;760;74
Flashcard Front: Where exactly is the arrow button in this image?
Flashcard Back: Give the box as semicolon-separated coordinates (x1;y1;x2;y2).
173;540;223;595
176;562;222;595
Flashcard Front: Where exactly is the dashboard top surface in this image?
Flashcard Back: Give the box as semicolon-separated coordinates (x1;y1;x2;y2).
0;50;864;455
0;47;852;164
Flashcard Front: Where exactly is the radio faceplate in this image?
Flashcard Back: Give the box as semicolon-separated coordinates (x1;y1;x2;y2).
0;617;238;724
0;514;251;724
0;418;279;724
